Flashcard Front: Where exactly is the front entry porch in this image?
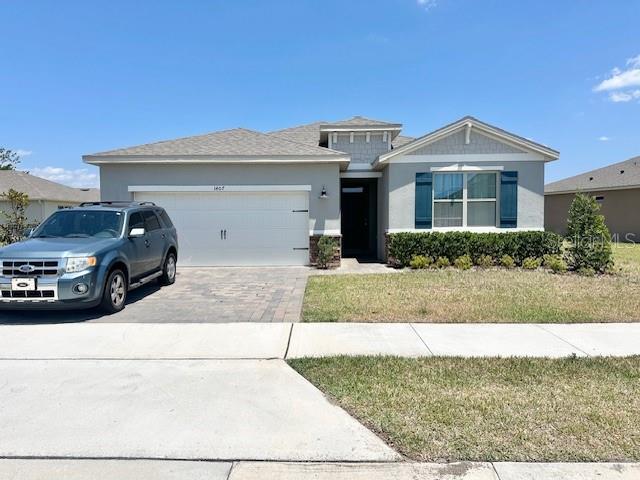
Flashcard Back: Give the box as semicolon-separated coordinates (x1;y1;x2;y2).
340;178;378;260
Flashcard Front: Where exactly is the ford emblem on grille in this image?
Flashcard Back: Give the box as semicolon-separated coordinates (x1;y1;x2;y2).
18;264;36;273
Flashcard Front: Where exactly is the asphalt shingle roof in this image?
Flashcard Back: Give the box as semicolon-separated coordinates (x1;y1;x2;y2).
89;128;343;157
0;170;100;203
545;156;640;194
392;135;415;148
321;116;401;127
269;122;327;147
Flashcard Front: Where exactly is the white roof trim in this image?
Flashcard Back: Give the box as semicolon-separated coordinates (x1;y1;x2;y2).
129;185;312;193
375;117;559;166
545;184;640;195
84;154;350;166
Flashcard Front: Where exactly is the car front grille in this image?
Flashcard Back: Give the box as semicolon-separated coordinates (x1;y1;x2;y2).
1;290;56;299
1;260;61;277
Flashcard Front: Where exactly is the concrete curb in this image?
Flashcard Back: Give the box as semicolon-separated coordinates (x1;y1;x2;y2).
1;460;638;479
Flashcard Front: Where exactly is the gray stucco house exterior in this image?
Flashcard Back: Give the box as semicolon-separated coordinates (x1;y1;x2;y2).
84;116;559;266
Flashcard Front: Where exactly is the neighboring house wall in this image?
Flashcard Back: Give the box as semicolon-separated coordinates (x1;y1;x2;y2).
99;163;341;234
408;130;525;156
0;200;76;226
545;188;640;242
332;132;388;165
384;160;545;231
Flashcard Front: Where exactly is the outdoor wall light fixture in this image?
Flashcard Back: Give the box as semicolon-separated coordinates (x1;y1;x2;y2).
319;185;328;199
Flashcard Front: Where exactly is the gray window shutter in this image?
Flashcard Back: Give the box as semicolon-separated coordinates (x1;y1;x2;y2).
500;171;518;228
415;173;432;229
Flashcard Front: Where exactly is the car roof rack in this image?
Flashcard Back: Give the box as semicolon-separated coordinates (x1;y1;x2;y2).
78;201;157;207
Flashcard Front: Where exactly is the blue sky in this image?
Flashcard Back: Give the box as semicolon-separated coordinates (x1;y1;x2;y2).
1;0;638;188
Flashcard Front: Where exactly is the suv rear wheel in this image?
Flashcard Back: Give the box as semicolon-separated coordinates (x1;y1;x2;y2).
159;252;177;286
100;269;127;314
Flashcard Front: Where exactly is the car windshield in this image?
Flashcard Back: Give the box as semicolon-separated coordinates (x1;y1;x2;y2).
33;210;124;239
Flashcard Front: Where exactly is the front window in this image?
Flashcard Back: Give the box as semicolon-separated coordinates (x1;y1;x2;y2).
33;210;124;239
433;172;497;228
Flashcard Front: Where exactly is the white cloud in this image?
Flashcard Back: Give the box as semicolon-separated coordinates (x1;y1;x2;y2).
598;136;610;141
417;0;438;11
593;54;640;103
15;149;33;157
28;166;99;188
609;89;640;103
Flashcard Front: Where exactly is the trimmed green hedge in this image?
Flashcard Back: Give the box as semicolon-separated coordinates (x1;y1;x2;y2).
387;231;563;267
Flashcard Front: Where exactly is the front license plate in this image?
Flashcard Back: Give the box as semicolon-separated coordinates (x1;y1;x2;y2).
11;278;37;291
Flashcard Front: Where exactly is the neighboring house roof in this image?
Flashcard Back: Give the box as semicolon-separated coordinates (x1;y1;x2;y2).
545;156;640;194
0;170;100;203
376;116;560;166
86;128;343;158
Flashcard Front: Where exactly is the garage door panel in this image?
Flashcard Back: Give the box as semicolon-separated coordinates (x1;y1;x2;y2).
134;191;310;266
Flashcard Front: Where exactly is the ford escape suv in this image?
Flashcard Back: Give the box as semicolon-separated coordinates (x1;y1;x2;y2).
0;202;178;313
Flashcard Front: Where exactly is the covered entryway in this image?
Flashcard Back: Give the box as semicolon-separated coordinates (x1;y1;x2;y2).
133;187;310;266
340;178;378;259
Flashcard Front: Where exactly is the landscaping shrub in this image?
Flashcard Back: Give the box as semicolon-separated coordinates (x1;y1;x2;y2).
434;256;450;268
566;194;613;273
475;254;494;268
522;257;542;270
387;231;562;267
499;254;516;268
409;255;433;269
316;236;338;269
454;255;473;270
577;266;596;277
543;254;568;274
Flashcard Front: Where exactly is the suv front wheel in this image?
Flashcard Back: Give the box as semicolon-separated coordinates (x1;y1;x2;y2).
100;269;127;314
159;252;177;286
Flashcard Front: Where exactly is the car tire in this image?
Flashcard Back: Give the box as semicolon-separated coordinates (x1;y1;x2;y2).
100;269;127;314
159;252;177;286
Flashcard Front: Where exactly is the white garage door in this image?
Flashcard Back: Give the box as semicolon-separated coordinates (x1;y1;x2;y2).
133;190;310;266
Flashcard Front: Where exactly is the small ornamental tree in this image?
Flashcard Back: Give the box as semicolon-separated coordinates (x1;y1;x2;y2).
566;193;613;273
0;189;30;244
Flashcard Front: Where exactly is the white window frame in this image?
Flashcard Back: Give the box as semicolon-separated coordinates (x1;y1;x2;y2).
432;172;500;229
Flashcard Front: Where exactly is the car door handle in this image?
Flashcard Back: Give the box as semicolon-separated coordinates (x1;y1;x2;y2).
144;239;150;248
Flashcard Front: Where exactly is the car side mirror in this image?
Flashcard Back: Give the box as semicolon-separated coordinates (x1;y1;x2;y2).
23;228;34;238
129;227;145;238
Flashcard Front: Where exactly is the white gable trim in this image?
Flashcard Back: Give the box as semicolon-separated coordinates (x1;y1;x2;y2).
375;117;559;166
430;164;505;172
382;153;546;164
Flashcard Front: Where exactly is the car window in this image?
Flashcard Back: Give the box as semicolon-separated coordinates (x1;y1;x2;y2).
33;210;124;239
128;212;145;231
142;210;161;231
158;210;174;228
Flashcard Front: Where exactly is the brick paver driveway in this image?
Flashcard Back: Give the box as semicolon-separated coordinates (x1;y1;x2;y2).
0;267;310;324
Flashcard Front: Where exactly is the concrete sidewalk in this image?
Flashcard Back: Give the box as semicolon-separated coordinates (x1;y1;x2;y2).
1;460;638;479
1;322;638;359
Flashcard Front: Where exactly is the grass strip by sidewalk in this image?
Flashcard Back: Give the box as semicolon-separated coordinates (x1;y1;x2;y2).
289;356;640;462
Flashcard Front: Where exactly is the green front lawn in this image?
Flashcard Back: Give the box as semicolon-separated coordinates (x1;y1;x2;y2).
302;243;640;323
289;356;640;462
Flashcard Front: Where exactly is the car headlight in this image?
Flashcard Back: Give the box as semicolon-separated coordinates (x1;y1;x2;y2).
65;256;97;273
